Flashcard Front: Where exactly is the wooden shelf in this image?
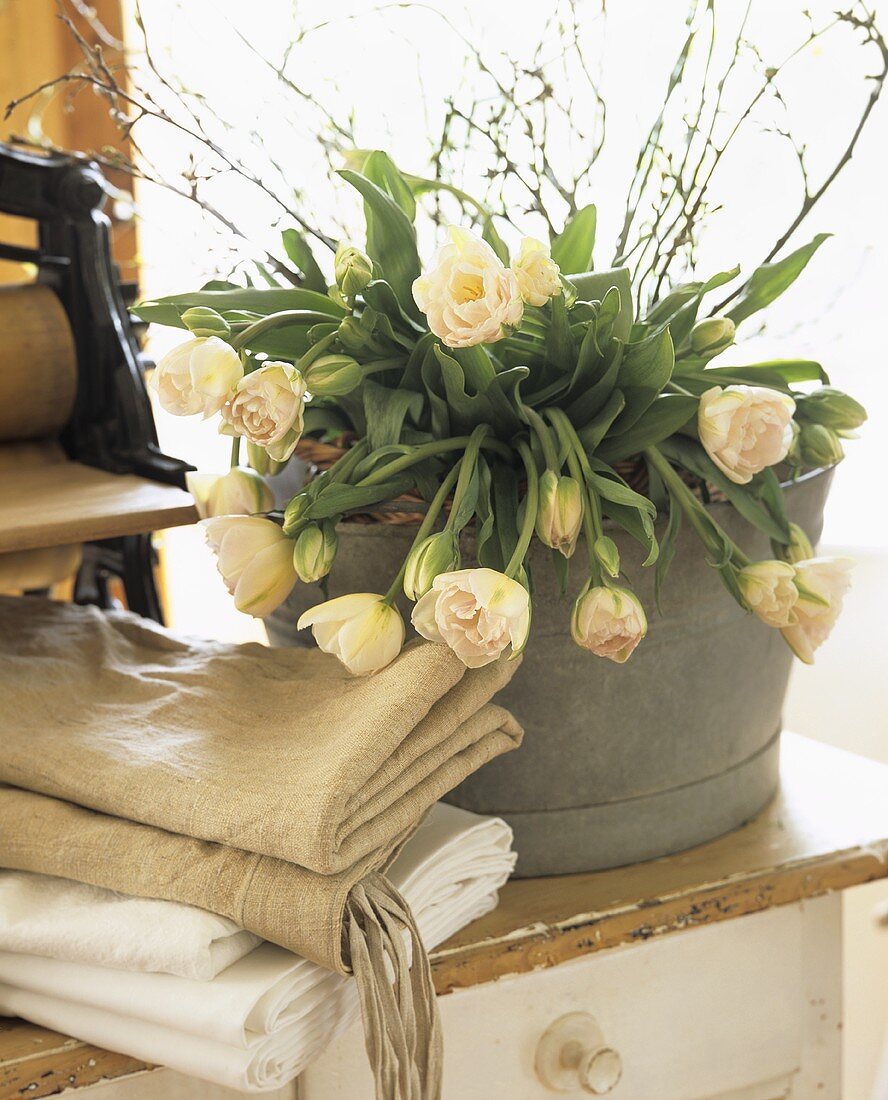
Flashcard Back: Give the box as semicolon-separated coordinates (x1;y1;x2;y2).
0;445;197;553
430;733;888;992
1;734;886;1097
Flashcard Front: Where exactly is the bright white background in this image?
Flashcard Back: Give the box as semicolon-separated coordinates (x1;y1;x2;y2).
126;3;887;1093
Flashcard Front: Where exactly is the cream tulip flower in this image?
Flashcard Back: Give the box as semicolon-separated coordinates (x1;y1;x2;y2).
186;467;275;520
220;361;307;462
411;568;530;668
570;585;647;664
412;226;524;348
511;236;562;307
698;385;796;485
149;337;243;418
297;593;405;676
203;516;297;618
781;557;853;664
737;560;799;628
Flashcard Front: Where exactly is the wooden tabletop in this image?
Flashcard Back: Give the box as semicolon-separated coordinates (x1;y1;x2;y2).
430;732;888;991
0;443;197;553
1;733;886;1097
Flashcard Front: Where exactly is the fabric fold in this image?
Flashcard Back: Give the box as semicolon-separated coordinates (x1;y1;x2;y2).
0;597;521;875
0;804;515;1091
0;872;260;980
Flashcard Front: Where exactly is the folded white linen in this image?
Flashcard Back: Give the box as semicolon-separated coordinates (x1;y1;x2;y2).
0;803;514;1092
0;871;260;980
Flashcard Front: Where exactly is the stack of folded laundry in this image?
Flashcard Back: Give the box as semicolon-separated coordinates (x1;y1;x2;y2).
0;802;514;1092
0;596;524;1098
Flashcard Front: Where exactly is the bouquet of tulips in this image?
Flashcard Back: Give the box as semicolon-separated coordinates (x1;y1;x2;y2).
136;152;865;676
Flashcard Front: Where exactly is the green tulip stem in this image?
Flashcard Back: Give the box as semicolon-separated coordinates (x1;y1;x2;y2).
326;439;370;484
521;404;559;470
644;447;751;568
296;332;338;371
359;358;407;376
544;407;593;482
229;436;241;469
562;444;604;586
382;459;463;606
505;439;539;579
544;406;607;585
229;310;330;353
357;435;510;488
448;425;489;525
665;380;697;398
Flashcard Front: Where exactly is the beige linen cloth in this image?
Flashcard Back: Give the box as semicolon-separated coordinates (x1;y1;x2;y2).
0;596;523;1099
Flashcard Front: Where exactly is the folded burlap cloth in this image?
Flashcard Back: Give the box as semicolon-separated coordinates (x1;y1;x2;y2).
0;596;523;1099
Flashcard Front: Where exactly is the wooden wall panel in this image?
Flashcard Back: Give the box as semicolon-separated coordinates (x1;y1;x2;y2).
0;0;136;283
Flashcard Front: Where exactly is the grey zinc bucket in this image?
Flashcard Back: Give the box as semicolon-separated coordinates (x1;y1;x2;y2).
266;467;832;877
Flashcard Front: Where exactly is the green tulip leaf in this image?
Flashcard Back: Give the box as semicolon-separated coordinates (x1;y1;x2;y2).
363;379;424;451
339;169;422;321
306;478;415;519
644;267;740;347
726;234;830;327
551;204;597;275
362;151;417;222
611;326;675;433
597;394;697;463
568;337;624;425
576;388;626;452
569;267;634;341
482;218;510;264
133;287;345;328
682;359;829;386
654;496;682;611
281;230;327;292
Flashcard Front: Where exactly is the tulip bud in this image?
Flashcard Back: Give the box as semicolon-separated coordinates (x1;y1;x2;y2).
305;354;363;397
181;306;231;339
292;520;338;583
334;243;374;297
283;492;311;535
593;535;621;579
784;523;815;565
327;284;349;310
536;471;584;558
798;423;844;467
560;276;578;310
246;442;289;477
403;530;461;601
334;314;382;356
796;387;867;432
690;317;736;358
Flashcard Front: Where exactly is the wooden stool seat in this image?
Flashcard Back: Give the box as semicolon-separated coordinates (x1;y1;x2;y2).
0;444;196;554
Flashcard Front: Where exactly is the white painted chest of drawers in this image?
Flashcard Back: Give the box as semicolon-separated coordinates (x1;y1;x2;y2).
297;896;841;1099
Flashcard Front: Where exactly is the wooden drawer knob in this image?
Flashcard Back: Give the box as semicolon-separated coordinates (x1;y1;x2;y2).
534;1012;623;1094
